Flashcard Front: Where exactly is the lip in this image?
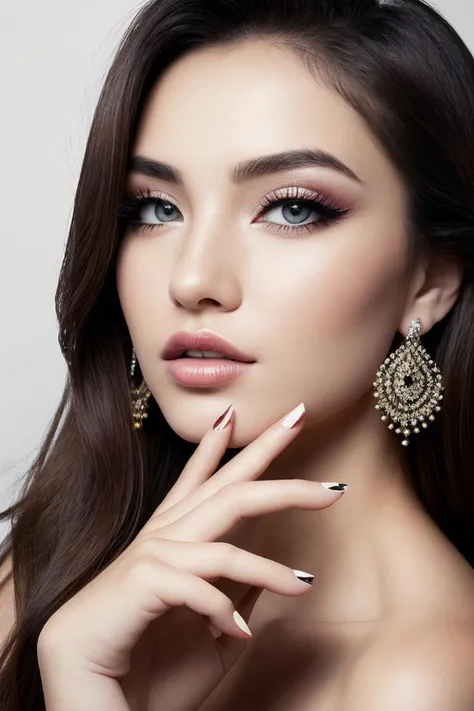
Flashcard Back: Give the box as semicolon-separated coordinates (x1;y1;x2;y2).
164;359;253;387
161;330;256;363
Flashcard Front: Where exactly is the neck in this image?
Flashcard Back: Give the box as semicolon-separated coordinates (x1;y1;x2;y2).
240;391;447;624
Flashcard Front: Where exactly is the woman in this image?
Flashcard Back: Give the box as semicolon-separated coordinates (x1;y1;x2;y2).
0;0;473;708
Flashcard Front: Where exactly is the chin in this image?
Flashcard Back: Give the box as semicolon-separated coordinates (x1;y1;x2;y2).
178;423;255;448
162;410;262;448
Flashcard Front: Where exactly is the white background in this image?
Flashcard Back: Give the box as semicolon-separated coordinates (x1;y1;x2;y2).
0;0;472;543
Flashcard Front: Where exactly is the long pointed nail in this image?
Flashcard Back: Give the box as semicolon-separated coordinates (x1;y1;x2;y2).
213;404;234;431
281;402;306;429
233;610;252;637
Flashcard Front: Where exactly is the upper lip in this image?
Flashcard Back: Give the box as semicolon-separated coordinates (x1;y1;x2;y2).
161;330;256;363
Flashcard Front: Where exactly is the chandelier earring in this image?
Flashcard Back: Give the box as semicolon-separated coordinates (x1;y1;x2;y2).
373;318;444;446
130;347;152;430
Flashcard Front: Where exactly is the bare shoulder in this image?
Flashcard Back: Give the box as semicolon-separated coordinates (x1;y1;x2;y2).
342;613;474;711
0;553;16;652
338;508;474;710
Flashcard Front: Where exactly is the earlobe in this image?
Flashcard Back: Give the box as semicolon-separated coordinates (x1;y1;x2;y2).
399;255;464;336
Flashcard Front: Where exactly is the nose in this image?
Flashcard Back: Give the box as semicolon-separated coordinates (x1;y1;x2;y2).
168;219;243;312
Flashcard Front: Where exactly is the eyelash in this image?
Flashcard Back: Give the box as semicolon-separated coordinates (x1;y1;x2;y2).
117;185;349;235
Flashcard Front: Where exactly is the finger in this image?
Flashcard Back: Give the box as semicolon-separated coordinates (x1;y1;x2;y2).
137;561;255;640
151;404;235;516
160;479;347;543
208;584;263;649
215;585;264;661
210;402;308;490
148;402;306;530
132;539;314;596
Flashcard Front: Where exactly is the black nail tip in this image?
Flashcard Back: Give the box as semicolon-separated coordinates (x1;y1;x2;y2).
295;574;314;585
327;483;347;491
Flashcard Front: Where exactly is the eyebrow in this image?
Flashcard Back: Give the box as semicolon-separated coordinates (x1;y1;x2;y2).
128;148;363;186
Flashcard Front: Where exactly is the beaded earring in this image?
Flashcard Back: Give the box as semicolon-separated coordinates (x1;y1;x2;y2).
130;347;152;430
373;318;444;446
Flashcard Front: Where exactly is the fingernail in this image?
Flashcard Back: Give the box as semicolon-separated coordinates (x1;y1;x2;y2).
320;482;348;491
233;610;252;637
281;402;306;429
213;404;234;431
293;569;314;585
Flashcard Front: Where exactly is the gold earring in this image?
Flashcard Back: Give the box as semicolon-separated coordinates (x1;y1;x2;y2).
130;347;152;430
373;318;444;446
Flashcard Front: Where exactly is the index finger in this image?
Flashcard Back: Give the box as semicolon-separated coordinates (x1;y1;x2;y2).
153;403;236;516
148;402;306;530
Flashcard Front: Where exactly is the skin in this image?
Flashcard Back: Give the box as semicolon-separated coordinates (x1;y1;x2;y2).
115;39;474;710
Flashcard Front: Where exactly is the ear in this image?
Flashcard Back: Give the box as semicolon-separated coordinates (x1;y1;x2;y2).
399;252;464;336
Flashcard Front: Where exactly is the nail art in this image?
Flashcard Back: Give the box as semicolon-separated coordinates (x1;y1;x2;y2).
281;402;306;429
293;569;315;585
213;404;234;431
320;482;348;491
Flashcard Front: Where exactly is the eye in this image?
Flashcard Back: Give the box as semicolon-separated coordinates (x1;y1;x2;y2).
139;198;182;225
117;190;183;232
255;186;349;235
117;185;349;235
262;200;319;229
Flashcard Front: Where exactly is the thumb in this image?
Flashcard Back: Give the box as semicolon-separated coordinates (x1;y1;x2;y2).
208;585;264;672
207;585;263;640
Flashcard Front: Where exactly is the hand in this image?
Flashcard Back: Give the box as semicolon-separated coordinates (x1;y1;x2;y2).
37;402;347;710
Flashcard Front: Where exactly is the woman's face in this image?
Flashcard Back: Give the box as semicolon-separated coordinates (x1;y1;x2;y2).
116;39;413;447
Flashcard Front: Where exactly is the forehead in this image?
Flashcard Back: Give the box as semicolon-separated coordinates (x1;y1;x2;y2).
132;39;398;190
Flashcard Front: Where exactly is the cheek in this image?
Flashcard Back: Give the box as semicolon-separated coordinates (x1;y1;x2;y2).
115;238;159;340
256;222;408;413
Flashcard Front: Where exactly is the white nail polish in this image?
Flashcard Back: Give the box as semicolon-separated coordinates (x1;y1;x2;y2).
281;402;306;429
233;610;252;637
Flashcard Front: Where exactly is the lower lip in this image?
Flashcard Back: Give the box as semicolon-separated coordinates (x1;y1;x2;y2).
164;358;254;386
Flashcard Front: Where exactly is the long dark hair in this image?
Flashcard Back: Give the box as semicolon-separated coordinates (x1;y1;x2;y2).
1;0;474;706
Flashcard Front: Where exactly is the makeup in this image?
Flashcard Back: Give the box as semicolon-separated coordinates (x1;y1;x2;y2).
164;359;253;387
